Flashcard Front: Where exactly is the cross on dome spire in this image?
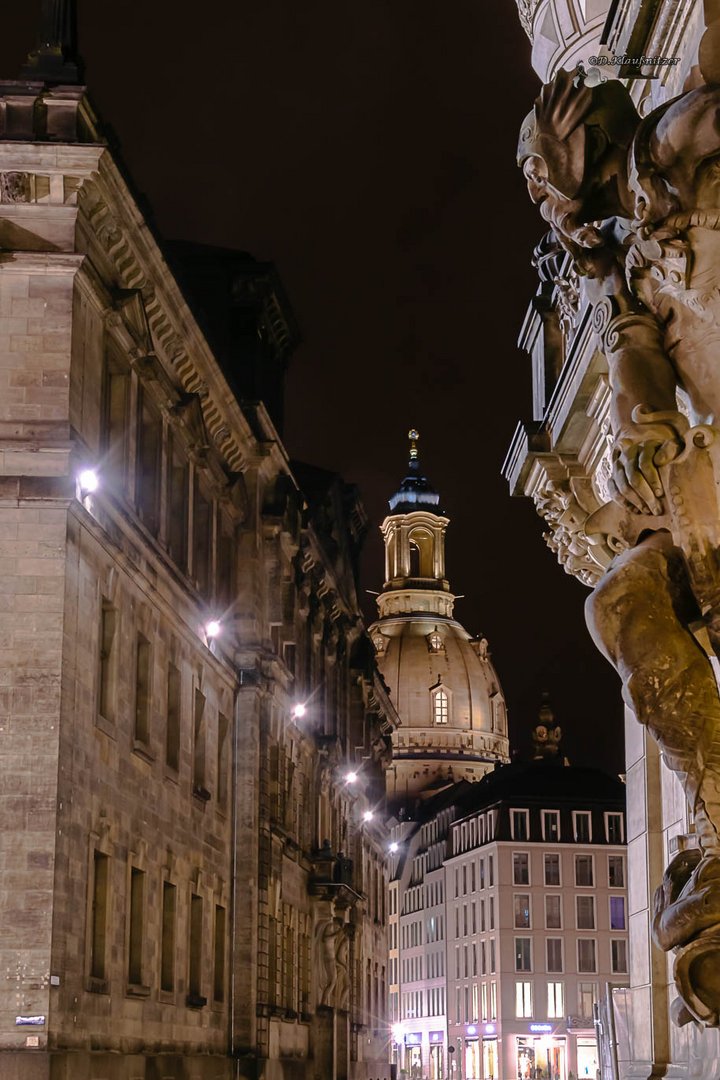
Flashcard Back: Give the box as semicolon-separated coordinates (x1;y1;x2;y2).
408;428;420;464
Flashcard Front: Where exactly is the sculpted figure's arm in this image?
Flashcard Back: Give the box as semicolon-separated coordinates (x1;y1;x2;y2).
604;306;682;516
579;246;683;515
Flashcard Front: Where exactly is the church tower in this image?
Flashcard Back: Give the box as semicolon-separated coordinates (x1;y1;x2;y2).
369;431;510;805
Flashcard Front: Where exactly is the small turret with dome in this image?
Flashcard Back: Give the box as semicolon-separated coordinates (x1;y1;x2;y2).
369;431;510;805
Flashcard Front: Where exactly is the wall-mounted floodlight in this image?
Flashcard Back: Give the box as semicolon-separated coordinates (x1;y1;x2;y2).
363;810;374;822
205;620;221;639
78;469;99;494
292;703;307;719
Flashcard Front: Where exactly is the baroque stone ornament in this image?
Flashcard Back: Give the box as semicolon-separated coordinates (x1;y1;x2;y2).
518;60;720;1026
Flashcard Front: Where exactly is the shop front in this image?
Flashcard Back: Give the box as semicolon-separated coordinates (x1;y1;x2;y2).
403;1031;423;1079
482;1035;498;1080
464;1035;480;1079
575;1036;599;1078
429;1030;445;1078
515;1027;567;1080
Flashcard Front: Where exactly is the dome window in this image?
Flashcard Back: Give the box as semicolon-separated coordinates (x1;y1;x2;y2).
431;684;449;725
427;630;444;653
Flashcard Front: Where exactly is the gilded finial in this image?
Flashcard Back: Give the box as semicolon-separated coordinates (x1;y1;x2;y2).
408;428;419;463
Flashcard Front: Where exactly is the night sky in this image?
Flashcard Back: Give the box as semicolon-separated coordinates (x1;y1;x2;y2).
1;1;625;773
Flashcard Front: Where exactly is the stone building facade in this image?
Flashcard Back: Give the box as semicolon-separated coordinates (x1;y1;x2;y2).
0;31;394;1080
505;0;720;1076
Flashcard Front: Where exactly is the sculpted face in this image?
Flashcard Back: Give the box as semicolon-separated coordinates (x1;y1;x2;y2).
522;153;603;249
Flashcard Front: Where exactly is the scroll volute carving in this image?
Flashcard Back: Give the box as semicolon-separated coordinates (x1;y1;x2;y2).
518;53;720;1027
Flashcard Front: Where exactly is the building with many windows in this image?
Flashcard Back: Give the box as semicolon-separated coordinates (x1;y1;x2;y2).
444;755;628;1080
0;11;395;1079
387;727;628;1080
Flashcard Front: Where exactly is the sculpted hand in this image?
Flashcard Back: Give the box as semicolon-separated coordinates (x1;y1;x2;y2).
609;435;680;514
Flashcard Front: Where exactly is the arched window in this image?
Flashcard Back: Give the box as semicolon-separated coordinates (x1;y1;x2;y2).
427;630;444;653
432;686;449;725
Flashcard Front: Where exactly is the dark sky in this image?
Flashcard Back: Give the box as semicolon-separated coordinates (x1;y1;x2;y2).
2;1;625;773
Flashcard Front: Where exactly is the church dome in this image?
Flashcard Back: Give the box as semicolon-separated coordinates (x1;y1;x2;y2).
372;432;510;804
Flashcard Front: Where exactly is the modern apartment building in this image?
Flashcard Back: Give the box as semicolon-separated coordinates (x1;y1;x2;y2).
389;744;628;1080
445;759;628;1080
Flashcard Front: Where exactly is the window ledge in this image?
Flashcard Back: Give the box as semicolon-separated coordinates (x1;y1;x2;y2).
158;989;176;1005
193;784;211;803
95;714;116;739
126;983;151;998
85;976;109;995
186;992;208;1009
132;740;155;763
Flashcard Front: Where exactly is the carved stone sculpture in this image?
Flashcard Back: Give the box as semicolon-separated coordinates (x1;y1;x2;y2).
314;913;348;1008
518;60;720;1026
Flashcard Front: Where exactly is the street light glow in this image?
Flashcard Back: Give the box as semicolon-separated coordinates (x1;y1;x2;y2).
78;469;99;494
292;703;307;719
363;810;374;822
389;841;399;853
205;620;221;639
346;771;358;784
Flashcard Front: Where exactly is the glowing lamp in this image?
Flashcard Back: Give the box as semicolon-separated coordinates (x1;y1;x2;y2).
205;620;221;639
363;810;374;822
346;771;358;784
292;703;307;719
389;841;399;853
78;469;99;494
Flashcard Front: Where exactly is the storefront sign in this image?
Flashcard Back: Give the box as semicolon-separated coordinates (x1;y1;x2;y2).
404;1032;422;1045
530;1023;553;1033
567;1015;595;1031
430;1030;444;1043
16;1016;45;1026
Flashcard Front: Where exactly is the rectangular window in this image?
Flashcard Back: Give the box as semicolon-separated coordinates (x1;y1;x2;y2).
217;713;229;811
514;894;530;929
511;809;529;841
128;867;145;986
188;894;205;1003
546;938;563;973
136;390;162;536
488;854;494;887
610;896;626;930
515;980;533;1018
98;599;117;724
547;981;564;1018
576;895;595;930
573;811;592;843
606;812;624;844
544;853;560;886
515;938;532;972
167;435;189;570
608;855;625;888
89;851;109;981
161;881;176;992
611;939;628;973
575;854;594;887
490;981;497;1020
104;352;130;490
166;663;181;771
134;634;151;745
479;858;485;889
490;938;496;973
545;894;562;929
193;689;207;795
193;478;213;596
214;904;226;1003
489;897;495;930
513;852;529;885
542;810;560;841
578;982;598;1017
578;938;597;973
